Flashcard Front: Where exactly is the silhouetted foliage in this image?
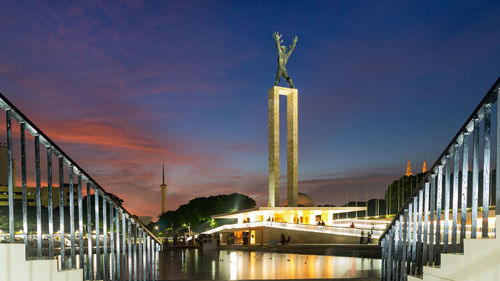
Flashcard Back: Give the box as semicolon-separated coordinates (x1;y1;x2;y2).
155;193;255;234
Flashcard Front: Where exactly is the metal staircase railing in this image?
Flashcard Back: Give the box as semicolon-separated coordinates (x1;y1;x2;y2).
0;92;161;280
379;76;500;280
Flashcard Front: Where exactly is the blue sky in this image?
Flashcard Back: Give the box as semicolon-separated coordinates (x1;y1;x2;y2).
1;1;499;216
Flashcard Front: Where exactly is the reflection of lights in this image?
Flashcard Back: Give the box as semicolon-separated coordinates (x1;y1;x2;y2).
230;252;237;280
212;260;216;280
351;257;355;277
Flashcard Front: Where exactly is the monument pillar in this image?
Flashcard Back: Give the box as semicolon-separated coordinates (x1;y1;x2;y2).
268;87;280;207
268;86;298;207
287;90;298;207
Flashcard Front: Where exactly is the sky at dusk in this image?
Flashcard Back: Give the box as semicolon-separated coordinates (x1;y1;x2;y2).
1;1;500;218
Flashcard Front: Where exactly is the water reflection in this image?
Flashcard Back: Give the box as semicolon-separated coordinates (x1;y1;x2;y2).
159;249;380;280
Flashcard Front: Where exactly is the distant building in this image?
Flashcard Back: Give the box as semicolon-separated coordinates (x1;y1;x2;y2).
0;185;36;206
405;157;427;177
0;145;77;208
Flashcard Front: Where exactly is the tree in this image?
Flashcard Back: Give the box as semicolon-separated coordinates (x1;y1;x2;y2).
155;193;255;234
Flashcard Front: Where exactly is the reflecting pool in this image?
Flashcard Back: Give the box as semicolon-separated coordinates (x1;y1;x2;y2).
160;249;380;280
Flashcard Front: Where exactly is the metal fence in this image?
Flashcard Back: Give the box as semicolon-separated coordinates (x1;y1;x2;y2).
379;76;500;280
0;93;161;281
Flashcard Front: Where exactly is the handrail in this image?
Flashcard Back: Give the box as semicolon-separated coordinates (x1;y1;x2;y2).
0;92;162;280
379;76;500;280
380;76;500;243
0;93;160;244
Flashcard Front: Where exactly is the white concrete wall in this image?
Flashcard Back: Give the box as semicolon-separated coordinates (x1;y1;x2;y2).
409;215;500;281
0;244;82;281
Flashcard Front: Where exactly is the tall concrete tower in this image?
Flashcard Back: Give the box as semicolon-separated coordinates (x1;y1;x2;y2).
160;164;167;214
269;86;298;207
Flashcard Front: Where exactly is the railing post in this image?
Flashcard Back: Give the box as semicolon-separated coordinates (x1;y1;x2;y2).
460;132;470;251
496;89;500;219
153;240;157;281
402;210;408;280
86;181;93;280
412;197;417;275
417;189;423;274
155;243;159;281
147;235;151;280
483;104;491;238
423;182;430;266
128;218;132;281
103;194;108;280
452;144;460;253
35;134;42;258
429;174;436;265
116;207;121;281
472;119;480;239
20;122;28;248
110;202;115;281
142;230;146;281
382;238;387;280
388;230;393;280
78;173;84;269
69;164;76;268
138;228;143;281
47;147;54;258
95;188;101;279
59;156;65;269
122;212;127;281
444;154;451;253
381;239;385;280
398;217;403;279
134;224;138;281
407;202;413;275
435;165;443;264
6;109;14;242
394;220;399;281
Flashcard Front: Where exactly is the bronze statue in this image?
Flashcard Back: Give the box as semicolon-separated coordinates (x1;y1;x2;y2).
273;32;298;88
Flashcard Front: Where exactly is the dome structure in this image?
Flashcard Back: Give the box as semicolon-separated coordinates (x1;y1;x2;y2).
281;192;315;207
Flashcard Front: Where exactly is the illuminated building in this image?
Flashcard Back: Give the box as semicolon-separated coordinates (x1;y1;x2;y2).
207;205;390;245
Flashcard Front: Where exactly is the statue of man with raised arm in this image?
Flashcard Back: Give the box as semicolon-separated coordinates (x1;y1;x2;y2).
273;32;298;88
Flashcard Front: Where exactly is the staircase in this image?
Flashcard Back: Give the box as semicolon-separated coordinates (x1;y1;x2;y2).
0;244;83;281
379;77;500;280
0;92;162;280
408;216;500;281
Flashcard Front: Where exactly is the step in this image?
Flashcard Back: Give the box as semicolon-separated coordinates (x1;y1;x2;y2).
439;252;465;270
463;237;499;254
0;243;83;281
408;275;423;281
